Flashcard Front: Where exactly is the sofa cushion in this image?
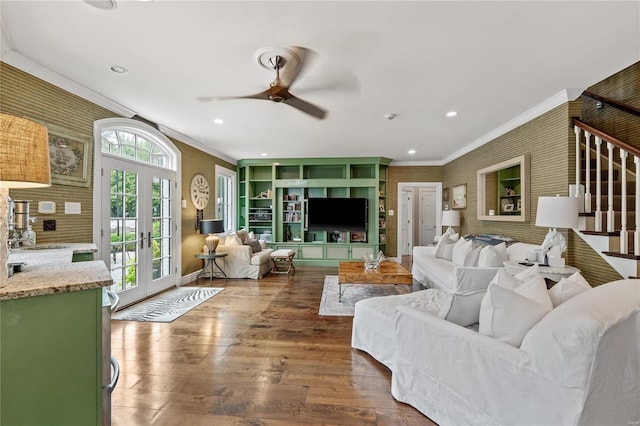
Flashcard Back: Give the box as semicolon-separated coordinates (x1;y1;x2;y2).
548;271;591;307
479;280;552;347
445;292;486;326
452;239;481;267
236;229;249;244
479;269;552;346
247;238;262;253
435;233;459;260
477;242;507;267
225;234;242;246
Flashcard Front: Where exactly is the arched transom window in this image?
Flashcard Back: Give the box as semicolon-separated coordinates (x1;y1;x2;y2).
101;129;170;168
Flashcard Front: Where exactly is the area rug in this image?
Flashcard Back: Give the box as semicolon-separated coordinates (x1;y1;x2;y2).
319;275;411;316
112;286;223;322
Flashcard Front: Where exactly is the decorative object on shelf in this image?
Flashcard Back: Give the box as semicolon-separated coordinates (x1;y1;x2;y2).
0;113;51;284
378;199;386;212
256;189;272;199
504;204;514;212
379;233;386;243
441;210;460;237
47;125;91;187
190;174;210;210
451;184;467;209
535;195;579;267
200;219;225;254
351;232;367;243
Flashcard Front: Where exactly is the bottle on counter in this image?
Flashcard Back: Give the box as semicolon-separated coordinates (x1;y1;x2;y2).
22;225;36;246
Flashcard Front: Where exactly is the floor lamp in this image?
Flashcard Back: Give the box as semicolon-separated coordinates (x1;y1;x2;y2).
535;195;579;267
1;113;51;285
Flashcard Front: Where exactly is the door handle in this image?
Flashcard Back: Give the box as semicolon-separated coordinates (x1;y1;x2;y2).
148;231;152;248
140;232;144;249
103;357;120;392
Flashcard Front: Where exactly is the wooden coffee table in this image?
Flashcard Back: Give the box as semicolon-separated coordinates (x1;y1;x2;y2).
337;261;413;302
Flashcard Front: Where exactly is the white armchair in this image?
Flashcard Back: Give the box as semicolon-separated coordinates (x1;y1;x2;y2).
212;240;274;279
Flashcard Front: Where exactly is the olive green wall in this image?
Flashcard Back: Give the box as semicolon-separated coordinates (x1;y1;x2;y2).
0;62;234;276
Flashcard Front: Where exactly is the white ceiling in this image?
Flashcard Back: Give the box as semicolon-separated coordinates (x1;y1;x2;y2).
1;1;638;165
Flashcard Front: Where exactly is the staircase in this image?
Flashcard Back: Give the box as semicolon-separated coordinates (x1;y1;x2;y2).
573;118;640;278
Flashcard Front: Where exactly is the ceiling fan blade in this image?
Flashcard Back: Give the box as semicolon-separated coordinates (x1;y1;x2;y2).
280;46;314;88
284;94;327;120
197;89;271;103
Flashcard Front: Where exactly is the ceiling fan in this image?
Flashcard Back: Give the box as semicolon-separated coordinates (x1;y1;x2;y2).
198;46;328;120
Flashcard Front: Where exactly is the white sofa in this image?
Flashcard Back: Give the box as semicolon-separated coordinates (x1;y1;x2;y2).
412;241;539;294
390;279;640;425
214;239;274;279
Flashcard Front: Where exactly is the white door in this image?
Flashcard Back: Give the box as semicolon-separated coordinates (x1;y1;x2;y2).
102;156;176;306
399;189;413;256
419;188;437;245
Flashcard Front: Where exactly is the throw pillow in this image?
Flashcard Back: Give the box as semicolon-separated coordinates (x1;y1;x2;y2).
489;266;552;310
225;234;242;246
247;238;262;254
236;229;249;244
548;271;591;307
445;292;486;327
477;242;508;267
452;239;481;267
435;233;459;260
478;282;552;347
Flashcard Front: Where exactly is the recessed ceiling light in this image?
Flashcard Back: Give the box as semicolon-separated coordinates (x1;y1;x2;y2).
261;153;268;157
446;111;458;117
408;149;416;155
384;113;397;120
109;65;128;74
213;118;224;125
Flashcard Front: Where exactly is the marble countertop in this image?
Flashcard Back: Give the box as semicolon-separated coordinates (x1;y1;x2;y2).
1;243;112;301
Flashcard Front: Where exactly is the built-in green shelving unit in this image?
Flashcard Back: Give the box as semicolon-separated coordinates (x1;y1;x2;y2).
237;157;391;266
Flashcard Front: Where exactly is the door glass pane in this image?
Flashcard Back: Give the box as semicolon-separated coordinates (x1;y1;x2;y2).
152;176;171;281
110;168;138;293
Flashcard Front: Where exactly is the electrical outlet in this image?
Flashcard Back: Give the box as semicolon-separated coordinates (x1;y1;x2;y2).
43;220;56;231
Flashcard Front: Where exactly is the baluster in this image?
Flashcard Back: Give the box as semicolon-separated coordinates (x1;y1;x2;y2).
595;136;602;232
620;149;628;254
584;130;592;213
607;142;615;233
575;125;582;207
635;156;640;256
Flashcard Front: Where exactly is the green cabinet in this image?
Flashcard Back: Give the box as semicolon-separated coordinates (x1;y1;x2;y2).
238;157;390;266
0;288;103;425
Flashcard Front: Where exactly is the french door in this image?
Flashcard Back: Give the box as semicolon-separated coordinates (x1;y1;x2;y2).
101;156;176;306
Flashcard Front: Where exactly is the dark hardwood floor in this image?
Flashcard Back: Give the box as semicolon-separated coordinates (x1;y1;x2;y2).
111;260;436;425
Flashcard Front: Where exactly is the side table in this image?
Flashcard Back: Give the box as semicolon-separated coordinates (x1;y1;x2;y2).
195;252;228;283
502;260;579;283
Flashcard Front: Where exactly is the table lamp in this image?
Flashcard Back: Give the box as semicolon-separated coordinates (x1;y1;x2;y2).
535;195;579;266
200;219;225;254
442;210;460;238
1;113;51;285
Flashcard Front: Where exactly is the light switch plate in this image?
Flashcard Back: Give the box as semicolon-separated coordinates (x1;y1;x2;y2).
64;202;81;214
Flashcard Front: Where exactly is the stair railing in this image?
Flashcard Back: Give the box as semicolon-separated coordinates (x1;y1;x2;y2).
573;118;640;255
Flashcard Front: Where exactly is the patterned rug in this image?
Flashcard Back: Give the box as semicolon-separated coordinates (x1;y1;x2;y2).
319;275;411;316
112;286;223;322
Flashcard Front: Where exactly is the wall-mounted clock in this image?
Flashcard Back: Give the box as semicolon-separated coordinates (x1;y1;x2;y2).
190;174;210;210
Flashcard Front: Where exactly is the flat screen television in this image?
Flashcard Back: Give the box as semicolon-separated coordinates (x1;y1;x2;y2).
307;198;368;232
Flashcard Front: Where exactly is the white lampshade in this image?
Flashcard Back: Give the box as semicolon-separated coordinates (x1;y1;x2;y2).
442;210;460;227
535;196;579;229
